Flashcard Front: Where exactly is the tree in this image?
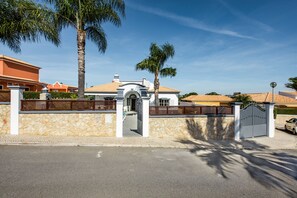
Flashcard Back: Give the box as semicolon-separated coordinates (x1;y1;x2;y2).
47;0;125;99
285;77;297;91
179;92;198;100
136;43;176;106
0;0;59;53
233;94;253;108
205;92;220;95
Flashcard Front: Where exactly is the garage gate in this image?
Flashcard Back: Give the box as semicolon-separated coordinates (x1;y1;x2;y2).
240;103;267;138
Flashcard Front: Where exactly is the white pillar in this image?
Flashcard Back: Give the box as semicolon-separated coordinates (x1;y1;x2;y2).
8;86;25;135
232;102;242;141
264;102;275;138
142;97;150;137
116;97;124;138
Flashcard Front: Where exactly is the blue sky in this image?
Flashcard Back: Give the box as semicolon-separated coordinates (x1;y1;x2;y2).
1;0;297;94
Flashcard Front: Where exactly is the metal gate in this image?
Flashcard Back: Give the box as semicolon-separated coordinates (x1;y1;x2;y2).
240;103;267;138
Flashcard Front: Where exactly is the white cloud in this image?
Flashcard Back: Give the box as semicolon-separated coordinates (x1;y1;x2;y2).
218;0;274;32
128;2;257;40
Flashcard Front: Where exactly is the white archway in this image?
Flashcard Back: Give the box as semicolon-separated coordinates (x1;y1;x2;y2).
116;83;149;137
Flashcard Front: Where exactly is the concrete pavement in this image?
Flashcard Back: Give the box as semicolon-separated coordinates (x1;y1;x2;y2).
0;129;296;150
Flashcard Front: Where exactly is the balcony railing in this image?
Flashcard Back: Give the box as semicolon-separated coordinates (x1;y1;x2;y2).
149;106;233;115
21;100;116;111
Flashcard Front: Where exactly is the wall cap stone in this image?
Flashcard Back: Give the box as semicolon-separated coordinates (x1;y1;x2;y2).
150;114;234;118
20;110;116;114
0;102;10;105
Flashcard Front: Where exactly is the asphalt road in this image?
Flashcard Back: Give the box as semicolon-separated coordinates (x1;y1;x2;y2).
0;146;296;198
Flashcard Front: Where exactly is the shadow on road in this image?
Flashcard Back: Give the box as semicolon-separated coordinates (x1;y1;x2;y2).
178;117;297;198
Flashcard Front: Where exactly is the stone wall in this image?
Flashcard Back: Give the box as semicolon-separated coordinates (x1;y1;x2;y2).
19;112;116;137
0;104;10;135
149;116;234;140
275;114;297;126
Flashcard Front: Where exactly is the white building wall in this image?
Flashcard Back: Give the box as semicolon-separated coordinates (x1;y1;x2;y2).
149;93;179;106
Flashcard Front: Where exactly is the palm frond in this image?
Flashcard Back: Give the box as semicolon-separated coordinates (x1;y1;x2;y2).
86;25;107;52
0;0;60;52
160;67;176;77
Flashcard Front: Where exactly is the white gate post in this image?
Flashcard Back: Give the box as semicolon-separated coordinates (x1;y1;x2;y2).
264;102;275;138
232;102;242;141
116;97;124;138
142;97;150;137
8;86;25;135
116;88;124;138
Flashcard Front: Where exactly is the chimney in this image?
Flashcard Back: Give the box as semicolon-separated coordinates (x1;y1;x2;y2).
112;73;120;83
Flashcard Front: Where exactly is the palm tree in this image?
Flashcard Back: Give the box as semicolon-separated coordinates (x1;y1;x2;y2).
136;43;176;106
0;0;60;53
47;0;125;99
285;77;297;91
233;94;253;108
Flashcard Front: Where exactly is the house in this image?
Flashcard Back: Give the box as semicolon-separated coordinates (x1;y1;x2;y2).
279;91;297;100
246;92;297;107
0;55;45;91
47;81;78;92
181;95;233;106
85;74;180;111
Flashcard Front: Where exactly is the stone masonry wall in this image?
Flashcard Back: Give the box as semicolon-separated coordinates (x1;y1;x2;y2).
275;114;297;126
0;104;10;135
19;112;116;137
149;116;234;140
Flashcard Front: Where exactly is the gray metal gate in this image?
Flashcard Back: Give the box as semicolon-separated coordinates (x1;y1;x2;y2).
240;103;267;138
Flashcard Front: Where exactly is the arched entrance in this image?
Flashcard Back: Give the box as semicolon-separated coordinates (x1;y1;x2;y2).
123;91;140;136
115;83;150;138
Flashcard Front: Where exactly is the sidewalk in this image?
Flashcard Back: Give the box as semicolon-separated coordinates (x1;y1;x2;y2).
0;129;296;150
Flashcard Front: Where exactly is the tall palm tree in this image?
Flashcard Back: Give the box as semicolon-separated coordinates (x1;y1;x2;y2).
47;0;125;99
0;0;60;53
136;43;176;106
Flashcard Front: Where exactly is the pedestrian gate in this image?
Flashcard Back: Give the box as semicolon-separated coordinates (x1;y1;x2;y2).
240;103;267;138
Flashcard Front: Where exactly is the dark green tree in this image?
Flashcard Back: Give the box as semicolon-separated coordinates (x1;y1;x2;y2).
47;0;125;99
285;77;297;91
233;94;253;108
205;92;220;95
136;43;176;106
179;92;198;100
0;0;60;53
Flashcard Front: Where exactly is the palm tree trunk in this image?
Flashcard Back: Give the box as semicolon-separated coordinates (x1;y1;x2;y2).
77;29;86;100
154;73;160;106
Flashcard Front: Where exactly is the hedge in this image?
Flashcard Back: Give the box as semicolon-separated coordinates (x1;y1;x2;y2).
50;92;78;99
275;107;297;115
23;91;40;99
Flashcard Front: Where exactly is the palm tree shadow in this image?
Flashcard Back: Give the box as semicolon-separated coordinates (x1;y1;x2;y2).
178;117;297;197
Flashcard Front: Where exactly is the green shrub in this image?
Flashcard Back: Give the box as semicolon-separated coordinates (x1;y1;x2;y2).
23;91;40;99
50;92;78;99
275;107;297;115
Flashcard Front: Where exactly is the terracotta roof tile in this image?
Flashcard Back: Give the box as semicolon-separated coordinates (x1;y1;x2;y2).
182;95;233;102
148;86;180;93
85;82;179;93
247;93;297;104
85;82;121;93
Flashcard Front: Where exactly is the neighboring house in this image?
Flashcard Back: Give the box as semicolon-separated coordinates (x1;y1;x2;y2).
47;81;78;92
279;91;297;100
181;95;233;106
0;55;45;91
246;92;297;107
85;74;180;111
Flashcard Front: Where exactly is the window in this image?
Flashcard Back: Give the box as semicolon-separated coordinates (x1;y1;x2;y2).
7;83;12;86
159;99;169;106
0;85;3;90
